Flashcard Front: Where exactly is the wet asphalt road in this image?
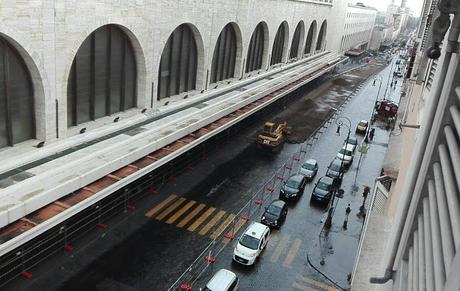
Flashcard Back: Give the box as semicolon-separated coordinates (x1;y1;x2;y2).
4;56;399;291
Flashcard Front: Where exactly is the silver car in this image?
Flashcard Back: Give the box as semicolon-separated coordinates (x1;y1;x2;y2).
299;159;318;181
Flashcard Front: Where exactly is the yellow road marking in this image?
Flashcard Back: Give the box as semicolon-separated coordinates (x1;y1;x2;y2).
188;207;216;232
199;210;226;235
210;214;236;240
297;275;339;291
232;218;248;236
271;234;290;263
177;203;206;228
156;198;186;221
145;195;177;217
166;200;196;224
283;238;302;268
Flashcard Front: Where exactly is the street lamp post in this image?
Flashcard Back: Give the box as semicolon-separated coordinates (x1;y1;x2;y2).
370;75;383;125
324;116;351;230
336;116;352;182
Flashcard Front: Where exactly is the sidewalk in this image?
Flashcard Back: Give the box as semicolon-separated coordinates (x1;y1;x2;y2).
305;59;400;289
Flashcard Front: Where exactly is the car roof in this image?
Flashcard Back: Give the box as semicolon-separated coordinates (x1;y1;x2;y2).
244;222;269;238
342;144;355;150
319;176;334;184
346;136;358;142
269;199;286;208
331;158;343;166
206;269;237;290
288;174;304;183
305;158;317;165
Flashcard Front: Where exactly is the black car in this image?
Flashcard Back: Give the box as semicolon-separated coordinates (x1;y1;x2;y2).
311;176;334;203
326;158;345;184
280;174;307;201
261;200;288;228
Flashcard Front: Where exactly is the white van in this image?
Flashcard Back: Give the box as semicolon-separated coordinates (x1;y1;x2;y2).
233;222;270;265
202;269;239;291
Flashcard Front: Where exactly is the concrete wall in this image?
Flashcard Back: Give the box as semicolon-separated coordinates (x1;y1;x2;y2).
0;0;348;149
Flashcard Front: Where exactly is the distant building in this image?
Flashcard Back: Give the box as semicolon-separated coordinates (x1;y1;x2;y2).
340;2;377;54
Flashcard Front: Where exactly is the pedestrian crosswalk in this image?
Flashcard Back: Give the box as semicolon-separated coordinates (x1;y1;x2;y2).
144;194;338;291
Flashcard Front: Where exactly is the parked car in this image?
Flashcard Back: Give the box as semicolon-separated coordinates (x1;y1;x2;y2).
326;158;345;183
233;222;270;266
261;200;288;228
299;159;319;181
202;269;239;291
344;136;358;152
337;144;355;167
279;174;307;201
355;120;369;134
311;176;334;203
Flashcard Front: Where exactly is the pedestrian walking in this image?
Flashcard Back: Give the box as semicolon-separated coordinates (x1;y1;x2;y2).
394;80;398;86
369;128;375;141
343;204;352;230
336;125;341;135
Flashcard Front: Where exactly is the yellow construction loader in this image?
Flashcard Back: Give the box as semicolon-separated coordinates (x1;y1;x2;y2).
256;121;288;152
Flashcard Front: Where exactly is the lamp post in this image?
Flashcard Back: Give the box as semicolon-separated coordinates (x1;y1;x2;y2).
336;116;352;182
370;75;383;125
324;116;350;230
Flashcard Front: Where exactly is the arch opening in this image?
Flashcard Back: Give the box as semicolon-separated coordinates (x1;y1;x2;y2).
304;20;317;55
0;37;35;147
67;25;137;127
245;22;267;73
270;22;288;66
158;24;199;100
289;21;304;59
210;23;238;84
316;20;327;51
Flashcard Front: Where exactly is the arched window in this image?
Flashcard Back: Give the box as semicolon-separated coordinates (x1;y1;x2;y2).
0;37;35;147
304;21;317;54
158;24;198;99
316;20;327;51
246;23;266;73
67;25;137;127
271;22;288;65
289;22;304;59
211;24;237;83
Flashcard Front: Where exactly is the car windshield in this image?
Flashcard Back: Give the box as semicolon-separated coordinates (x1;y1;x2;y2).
345;138;357;145
286;178;299;188
317;180;330;191
339;149;352;156
330;162;342;172
239;234;260;250
302;163;316;170
266;204;282;216
359;121;367;127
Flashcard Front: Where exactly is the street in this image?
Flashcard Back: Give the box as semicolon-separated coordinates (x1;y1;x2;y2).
4;56;402;291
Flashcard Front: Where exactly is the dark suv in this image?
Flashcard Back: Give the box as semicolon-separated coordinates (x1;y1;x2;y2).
280;174;307;201
261;200;288;228
311;176;334;203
